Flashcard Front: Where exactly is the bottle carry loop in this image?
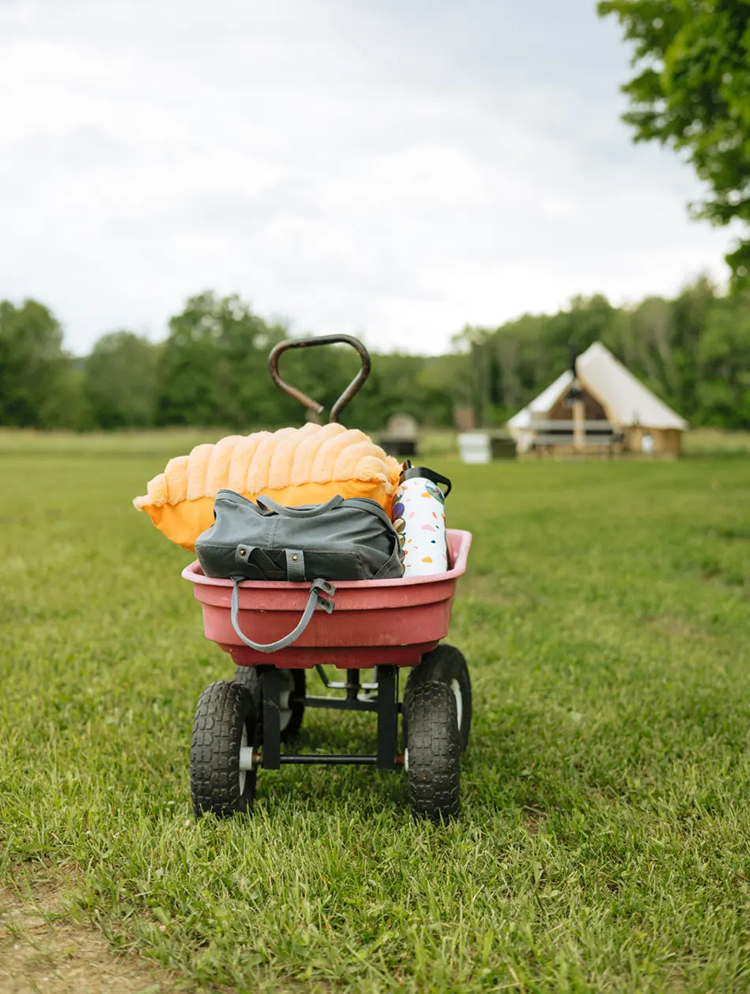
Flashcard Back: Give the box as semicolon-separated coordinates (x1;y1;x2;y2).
401;464;452;497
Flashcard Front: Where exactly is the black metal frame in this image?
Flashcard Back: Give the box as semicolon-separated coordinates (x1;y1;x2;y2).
257;665;402;770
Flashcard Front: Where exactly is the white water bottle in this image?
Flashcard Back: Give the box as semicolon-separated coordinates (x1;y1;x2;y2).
391;464;451;576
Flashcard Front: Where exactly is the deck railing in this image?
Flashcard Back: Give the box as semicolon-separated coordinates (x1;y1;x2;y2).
525;420;619;447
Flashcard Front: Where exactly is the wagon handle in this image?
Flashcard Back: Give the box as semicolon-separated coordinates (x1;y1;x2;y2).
268;334;371;423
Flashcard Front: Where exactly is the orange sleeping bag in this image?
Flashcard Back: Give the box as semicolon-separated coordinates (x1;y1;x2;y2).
133;422;402;551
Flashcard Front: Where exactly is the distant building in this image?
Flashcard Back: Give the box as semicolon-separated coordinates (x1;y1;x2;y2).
379;413;419;458
508;342;688;456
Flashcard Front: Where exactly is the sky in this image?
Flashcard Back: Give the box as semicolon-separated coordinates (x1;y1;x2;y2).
0;0;739;355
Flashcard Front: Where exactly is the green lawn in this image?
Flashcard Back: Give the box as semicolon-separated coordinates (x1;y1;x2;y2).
1;436;749;992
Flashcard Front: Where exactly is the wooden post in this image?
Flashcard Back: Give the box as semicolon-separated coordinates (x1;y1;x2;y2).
573;394;585;450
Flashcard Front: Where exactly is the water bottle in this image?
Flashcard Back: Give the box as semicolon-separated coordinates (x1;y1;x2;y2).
391;463;452;576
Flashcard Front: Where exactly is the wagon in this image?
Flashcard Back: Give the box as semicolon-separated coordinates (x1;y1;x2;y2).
184;336;473;821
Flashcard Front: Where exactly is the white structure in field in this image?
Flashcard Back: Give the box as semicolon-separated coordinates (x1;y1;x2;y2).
457;432;492;464
508;342;688;455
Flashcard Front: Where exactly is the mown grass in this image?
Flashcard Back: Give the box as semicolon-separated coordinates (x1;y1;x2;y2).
683;428;750;456
1;434;749;992
2;425;747;460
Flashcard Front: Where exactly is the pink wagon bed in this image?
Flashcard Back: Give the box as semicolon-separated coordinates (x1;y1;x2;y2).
184;335;474;823
183;528;472;669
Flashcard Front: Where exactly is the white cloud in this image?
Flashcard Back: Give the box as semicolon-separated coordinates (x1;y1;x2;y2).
0;0;735;354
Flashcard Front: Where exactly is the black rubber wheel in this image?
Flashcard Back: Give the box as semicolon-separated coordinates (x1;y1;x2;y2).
403;644;472;752
234;667;306;742
405;681;461;822
190;681;256;818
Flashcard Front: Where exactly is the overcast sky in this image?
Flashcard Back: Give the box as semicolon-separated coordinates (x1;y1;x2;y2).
0;0;738;355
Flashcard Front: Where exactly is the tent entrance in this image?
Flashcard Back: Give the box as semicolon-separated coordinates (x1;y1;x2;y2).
530;386;616;448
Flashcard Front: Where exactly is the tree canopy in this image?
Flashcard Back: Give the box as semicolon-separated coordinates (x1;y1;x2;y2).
598;0;750;283
84;331;159;429
0;299;80;428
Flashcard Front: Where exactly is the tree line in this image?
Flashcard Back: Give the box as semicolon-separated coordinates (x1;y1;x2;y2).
1;280;749;433
0;292;466;433
466;276;750;430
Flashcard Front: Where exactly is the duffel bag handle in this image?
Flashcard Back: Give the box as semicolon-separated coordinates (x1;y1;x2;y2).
230;578;335;654
255;493;344;517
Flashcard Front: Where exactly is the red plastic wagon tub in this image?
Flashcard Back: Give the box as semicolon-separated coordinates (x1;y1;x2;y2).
183;528;472;669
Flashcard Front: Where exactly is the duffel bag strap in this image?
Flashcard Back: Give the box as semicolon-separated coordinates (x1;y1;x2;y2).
230;577;335;654
285;549;305;581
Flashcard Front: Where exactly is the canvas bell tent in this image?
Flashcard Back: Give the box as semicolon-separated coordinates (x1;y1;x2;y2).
508;342;688;456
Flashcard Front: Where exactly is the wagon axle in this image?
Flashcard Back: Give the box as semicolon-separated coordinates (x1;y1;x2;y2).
239;749;407;770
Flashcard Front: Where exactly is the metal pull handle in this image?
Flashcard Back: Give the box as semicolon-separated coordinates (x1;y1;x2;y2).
268;334;371;423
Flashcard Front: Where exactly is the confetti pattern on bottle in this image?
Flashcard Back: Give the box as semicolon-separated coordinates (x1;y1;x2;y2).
391;478;448;576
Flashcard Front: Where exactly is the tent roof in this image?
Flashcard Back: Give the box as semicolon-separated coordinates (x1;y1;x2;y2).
577;343;688;429
507;342;688;431
507;370;573;429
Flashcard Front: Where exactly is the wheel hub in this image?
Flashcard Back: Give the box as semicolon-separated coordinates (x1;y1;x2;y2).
450;678;463;730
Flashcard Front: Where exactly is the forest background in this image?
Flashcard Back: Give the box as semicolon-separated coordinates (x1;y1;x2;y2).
2;276;748;434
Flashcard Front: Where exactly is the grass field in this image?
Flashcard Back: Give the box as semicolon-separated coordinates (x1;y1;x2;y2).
1;433;750;992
